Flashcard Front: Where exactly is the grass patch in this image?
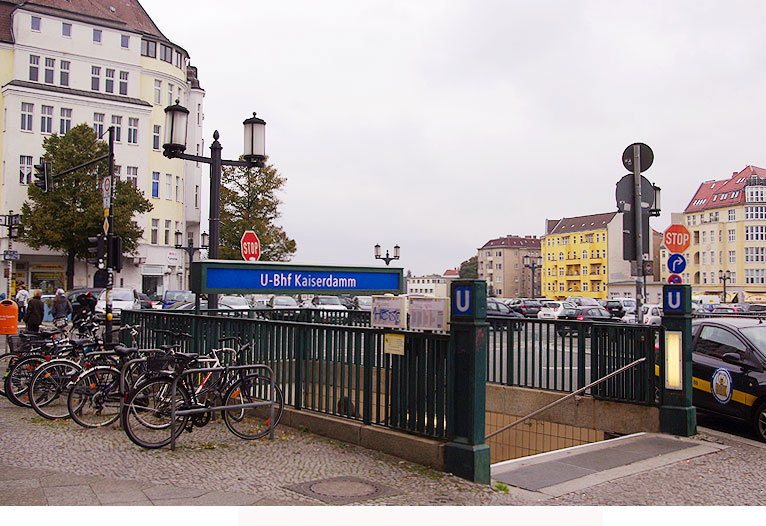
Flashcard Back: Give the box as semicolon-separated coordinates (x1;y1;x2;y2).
405;464;445;480
493;482;510;493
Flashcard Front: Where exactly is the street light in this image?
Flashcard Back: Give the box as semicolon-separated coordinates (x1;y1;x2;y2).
718;269;731;303
523;254;543;299
374;244;400;266
163;101;265;309
174;230;208;289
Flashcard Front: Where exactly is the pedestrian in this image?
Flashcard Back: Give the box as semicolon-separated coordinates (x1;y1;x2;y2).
15;284;29;322
51;288;72;330
25;289;44;332
73;291;97;322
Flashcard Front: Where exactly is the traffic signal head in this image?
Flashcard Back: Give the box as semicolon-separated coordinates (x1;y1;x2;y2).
108;235;123;272
33;161;50;193
87;235;105;267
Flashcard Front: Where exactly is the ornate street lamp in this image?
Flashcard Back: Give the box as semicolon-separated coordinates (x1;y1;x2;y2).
174;231;208;290
718;269;731;303
523;254;543;299
374;244;400;266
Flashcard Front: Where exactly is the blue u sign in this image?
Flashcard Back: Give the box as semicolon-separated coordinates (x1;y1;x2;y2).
453;286;472;317
664;288;683;312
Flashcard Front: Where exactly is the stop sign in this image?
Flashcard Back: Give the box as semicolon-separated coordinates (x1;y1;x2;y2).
663;224;691;254
240;230;261;261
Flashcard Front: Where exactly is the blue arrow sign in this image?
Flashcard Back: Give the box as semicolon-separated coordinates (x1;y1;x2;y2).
667;254;686;274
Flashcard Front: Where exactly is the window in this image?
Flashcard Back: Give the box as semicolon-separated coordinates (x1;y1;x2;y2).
119;71;128;95
114;165;121;180
175;50;183;68
729;209;735;221
31;16;41;31
702;231;706;243
729;251;736;264
93;113;104;137
150;219;159;244
93;29;102;43
164;220;171;245
126;166;138;188
121;35;130;48
165;174;172;198
152;125;160;150
21;102;33;131
195;185;199;208
62;22;71;37
167;83;174;106
44;58;54;84
151;172;159;198
91;66;100;91
746;225;766;241
702;252;707;265
105;68;114;93
141;39;156;58
728;229;735;242
128;118;138;144
696;326;746;360
40;105;52;134
60;60;69;86
59;108;71;134
19;155;32;184
154;80;162;104
160;44;172;63
582;250;587;259
29;55;39;81
112;115;122;142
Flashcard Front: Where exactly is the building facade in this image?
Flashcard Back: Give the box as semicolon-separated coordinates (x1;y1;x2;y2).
675;165;766;302
0;0;204;297
477;235;541;298
405;269;459;297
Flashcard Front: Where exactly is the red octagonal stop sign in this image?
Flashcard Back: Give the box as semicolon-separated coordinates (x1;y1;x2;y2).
663;224;691;254
241;230;261;261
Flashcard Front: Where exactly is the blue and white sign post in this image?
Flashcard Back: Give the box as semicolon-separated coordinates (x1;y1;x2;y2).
444;280;490;484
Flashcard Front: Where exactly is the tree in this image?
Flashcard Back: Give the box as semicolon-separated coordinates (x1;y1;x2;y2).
219;158;296;261
21;124;153;289
459;255;478;278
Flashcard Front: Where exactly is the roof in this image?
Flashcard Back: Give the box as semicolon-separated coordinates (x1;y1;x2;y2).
442;269;459;278
3;1;170;42
4;79;152;106
479;235;541;251
683;165;766;214
545;212;618;236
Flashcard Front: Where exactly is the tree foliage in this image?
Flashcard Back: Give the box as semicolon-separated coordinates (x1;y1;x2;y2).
459;255;478;278
219;158;296;261
21;124;153;286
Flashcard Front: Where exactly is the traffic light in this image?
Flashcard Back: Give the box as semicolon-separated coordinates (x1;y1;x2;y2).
33;161;50;193
108;235;123;272
87;235;105;267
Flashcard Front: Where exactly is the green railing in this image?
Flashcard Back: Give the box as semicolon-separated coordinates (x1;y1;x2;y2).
121;309;451;439
486;317;660;405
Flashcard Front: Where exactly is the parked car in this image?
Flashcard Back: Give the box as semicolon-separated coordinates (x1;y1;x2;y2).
621;307;638;324
352;296;372;311
642;304;663;326
136;292;153;309
269;295;299;309
165;301;240;317
338;296;355;309
95;288;141;317
605;298;636;318
218;295;251;310
487;298;523;318
537;301;575;320
566;296;601;307
161;290;195;309
556;306;612;336
691;317;766;441
309;296;347;310
712;304;749;314
510;299;542;318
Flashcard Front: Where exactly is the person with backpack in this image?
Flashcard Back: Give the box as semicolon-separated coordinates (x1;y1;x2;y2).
51;288;73;329
15;284;29;322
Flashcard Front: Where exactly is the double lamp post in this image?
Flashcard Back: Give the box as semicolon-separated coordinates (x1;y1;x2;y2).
162;101;266;309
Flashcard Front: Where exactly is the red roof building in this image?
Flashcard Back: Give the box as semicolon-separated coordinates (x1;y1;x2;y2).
477;235;541;298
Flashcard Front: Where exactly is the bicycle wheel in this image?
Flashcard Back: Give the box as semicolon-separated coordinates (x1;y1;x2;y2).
68;366;122;428
222;374;283;440
0;352;16;397
4;355;46;407
29;360;82;420
122;377;190;449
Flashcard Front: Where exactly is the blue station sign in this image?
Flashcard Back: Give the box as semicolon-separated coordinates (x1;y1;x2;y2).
191;260;403;295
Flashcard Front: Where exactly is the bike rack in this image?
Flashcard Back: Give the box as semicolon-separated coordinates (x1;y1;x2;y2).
169;364;277;450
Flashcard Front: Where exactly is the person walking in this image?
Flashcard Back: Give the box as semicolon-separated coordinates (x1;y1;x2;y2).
51;288;72;330
15;284;29;322
25;290;44;332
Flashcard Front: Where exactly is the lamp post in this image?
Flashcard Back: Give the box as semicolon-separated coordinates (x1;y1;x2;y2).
523;254;543;299
163;102;265;309
174;230;208;289
719;269;731;303
374;244;400;266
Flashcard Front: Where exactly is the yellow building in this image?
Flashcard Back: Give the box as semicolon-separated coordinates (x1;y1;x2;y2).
541;212;632;300
677;165;766;302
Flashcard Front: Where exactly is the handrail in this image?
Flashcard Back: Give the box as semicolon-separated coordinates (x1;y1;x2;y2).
485;357;647;440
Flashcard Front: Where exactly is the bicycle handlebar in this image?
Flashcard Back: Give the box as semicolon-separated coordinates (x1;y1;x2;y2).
153;329;193;340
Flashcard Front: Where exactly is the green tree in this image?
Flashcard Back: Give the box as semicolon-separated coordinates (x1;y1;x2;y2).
21;124;153;289
219;158;296;261
459;255;478;278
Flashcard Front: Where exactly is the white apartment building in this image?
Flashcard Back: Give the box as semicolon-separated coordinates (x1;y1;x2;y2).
0;0;204;298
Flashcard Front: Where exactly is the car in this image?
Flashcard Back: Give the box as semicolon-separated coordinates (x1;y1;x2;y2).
487;298;523;318
352;296;372;311
537;301;575;320
165;300;240;316
621;307;638;324
566;296;601;307
605;298;636;318
642;304;663;326
338;296;355;309
136;292;153;309
269;295;299;309
95;288;141;316
691;317;766;441
510;299;542;318
161;290;195;309
556;306;613;336
712;304;751;315
218;295;251;310
308;296;347;310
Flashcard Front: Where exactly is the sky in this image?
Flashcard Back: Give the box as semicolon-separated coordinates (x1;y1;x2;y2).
141;0;766;276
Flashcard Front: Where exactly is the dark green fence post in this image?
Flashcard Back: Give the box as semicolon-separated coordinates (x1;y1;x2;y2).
294;325;307;410
577;325;586;389
444;280;490;485
659;284;696;435
363;331;373;425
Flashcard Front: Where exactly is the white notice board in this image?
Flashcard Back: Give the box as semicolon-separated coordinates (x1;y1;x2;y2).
408;297;449;331
371;295;406;329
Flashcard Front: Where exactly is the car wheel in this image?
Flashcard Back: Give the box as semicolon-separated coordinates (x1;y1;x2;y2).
753;401;766;442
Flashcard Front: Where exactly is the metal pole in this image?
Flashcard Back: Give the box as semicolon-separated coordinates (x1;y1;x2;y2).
105;126;115;341
530;263;536;299
208;131;222;310
7;210;12;300
723;274;727;303
633;145;644;324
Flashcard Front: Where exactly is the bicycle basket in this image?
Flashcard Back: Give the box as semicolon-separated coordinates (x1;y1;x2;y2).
8;335;21;353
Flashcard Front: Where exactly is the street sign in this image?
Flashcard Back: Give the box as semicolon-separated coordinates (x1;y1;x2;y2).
668;274;682;284
2;250;18;261
615;174;655;212
663;225;691;253
622;143;654;173
667;254;687;274
240;230;261;262
452;285;473;317
102;177;111;209
102;218;109;235
664;285;687;312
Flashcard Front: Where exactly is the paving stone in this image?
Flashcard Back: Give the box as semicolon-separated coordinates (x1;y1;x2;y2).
0;465;54;481
143;484;208;501
191;491;261;506
0;478;41;491
43;484;100;505
2;487;48;505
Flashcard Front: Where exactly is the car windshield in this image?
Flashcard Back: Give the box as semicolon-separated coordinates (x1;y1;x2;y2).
544;302;561;309
356;297;372;307
221;296;249;306
273;297;298;307
318;296;341;305
623;299;636;308
741;327;766;354
167;291;194;302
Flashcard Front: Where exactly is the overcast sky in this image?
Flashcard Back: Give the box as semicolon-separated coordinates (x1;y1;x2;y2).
142;0;766;276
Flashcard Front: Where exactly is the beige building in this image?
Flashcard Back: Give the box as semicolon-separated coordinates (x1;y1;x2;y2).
477;235;541;298
405;269;460;297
